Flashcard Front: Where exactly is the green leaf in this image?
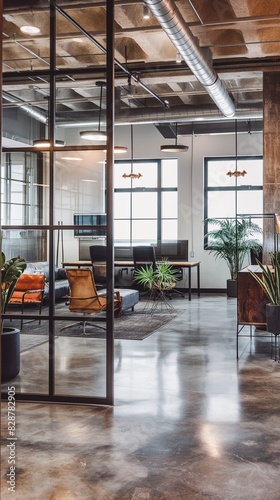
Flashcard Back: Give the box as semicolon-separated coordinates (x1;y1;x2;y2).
1;254;26;313
249;255;280;305
133;260;178;291
204;218;262;280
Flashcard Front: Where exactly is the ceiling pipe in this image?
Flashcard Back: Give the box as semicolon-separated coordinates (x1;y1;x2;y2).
3;92;48;124
143;0;236;118
52;1;169;108
114;103;261;125
55;103;262;128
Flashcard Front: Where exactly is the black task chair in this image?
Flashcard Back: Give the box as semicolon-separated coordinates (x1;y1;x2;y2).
133;246;156;270
89;245;125;287
132;246;156;295
156;241;186;298
89;245;107;288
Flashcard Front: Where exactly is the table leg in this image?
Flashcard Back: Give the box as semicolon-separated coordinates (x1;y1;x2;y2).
188;267;191;301
197;264;200;297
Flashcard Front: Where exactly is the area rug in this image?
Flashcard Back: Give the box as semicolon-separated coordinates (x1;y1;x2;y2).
14;309;183;341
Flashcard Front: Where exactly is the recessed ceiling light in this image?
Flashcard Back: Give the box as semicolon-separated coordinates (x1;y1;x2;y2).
61;156;82;161
20;25;40;35
114;146;128;154
82;179;97;182
103;146;128;154
33;139;65;147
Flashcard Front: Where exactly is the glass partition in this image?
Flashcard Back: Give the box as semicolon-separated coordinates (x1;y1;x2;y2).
1;0;114;405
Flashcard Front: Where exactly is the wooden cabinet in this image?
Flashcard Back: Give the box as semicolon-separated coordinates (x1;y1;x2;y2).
238;266;268;327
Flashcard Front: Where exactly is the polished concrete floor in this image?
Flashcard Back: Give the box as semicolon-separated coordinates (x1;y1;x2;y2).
1;294;280;499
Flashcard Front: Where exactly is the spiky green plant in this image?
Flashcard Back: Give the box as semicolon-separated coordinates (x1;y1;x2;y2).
133;260;179;292
1;252;26;314
205;218;262;280
249;255;280;305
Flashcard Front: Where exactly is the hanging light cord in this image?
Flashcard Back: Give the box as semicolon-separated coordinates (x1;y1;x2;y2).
122;124;143;179
131;123;134;173
98;83;103;133
226;120;247;177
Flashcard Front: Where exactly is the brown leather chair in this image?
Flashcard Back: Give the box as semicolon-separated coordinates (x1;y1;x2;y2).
63;269;122;334
8;273;45;329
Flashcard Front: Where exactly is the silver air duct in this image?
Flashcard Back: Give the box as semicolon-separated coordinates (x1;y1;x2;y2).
3;92;48;124
143;0;236;118
115;104;261;125
56;103;262;128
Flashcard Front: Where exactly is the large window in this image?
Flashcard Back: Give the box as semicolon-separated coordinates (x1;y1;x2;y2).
114;158;178;245
1;152;42;226
204;156;263;245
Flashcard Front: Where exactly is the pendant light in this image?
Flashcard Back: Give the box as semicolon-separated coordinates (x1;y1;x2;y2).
226;120;247;177
160;123;189;153
122;124;143;179
80;81;107;141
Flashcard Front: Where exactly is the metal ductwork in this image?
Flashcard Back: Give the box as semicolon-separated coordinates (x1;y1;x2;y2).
115;104;262;126
3;92;48;124
143;0;236;118
156;120;263;138
56;103;261;128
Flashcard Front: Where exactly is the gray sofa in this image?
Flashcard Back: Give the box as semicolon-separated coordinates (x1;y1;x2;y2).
25;262;69;302
24;262;139;310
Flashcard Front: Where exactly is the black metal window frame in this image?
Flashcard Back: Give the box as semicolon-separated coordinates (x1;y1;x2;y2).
1;151;43;226
114;158;178;244
204;155;263;249
1;0;116;407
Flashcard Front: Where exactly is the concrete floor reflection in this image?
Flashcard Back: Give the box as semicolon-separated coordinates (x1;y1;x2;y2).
1;294;280;499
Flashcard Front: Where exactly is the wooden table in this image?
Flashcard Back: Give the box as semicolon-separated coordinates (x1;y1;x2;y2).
62;260;200;301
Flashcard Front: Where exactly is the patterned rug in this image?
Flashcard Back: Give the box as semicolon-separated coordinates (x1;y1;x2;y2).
12;308;183;341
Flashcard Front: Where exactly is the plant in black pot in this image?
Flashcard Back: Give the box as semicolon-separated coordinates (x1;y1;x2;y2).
1;252;26;382
133;260;179;312
249;254;280;359
204;218;262;297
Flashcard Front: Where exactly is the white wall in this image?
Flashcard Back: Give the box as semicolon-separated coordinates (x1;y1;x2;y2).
115;124;263;289
53;122;262;287
53;128;107;263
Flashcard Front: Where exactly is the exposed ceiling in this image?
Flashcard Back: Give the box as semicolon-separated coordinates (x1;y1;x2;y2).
2;0;280;137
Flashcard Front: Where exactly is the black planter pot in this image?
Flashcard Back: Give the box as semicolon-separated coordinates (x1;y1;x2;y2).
266;304;280;335
1;327;20;383
266;304;280;361
227;279;237;298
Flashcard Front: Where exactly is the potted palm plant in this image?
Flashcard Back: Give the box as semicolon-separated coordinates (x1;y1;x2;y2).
249;253;280;338
205;218;262;297
1;252;26;382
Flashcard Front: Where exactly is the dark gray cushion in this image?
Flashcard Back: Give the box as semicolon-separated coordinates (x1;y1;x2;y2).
98;288;139;312
25;262;69;301
44;280;69;301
